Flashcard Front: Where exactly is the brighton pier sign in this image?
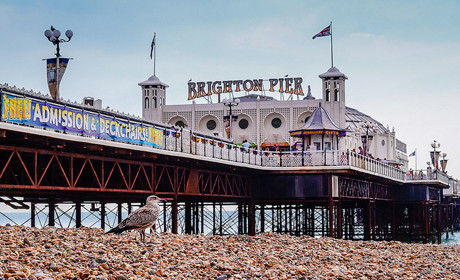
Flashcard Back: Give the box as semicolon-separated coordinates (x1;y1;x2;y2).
188;77;304;100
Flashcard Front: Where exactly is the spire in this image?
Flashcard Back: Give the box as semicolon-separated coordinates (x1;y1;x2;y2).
303;85;315;100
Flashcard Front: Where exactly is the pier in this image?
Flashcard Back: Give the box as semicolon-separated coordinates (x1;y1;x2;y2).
1;85;458;244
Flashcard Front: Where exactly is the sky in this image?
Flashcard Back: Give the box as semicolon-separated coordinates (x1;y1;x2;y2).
0;0;460;178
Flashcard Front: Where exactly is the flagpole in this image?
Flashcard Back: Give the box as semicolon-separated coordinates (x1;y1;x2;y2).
330;21;334;68
153;32;156;76
415;148;417;171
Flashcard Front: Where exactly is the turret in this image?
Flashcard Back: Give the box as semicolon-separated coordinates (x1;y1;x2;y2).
138;75;169;123
319;67;347;128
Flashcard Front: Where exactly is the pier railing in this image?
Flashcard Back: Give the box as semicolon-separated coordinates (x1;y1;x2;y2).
404;169;451;185
162;128;407;180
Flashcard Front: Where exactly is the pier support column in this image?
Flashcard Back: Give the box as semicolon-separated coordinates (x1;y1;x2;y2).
30;202;35;227
248;201;255;236
364;201;371;240
172;198;178;234
392;202;397;241
423;202;429;244
260;204;265;234
48;200;55;227
76;201;82;228
185;201;192;234
328;200;334;237
445;205;449;239
238;202;243;234
30;202;36;228
100;202;106;230
437;203;442;244
337;200;342;239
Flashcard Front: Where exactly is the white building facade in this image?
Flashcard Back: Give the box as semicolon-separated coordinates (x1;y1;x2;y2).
139;67;408;169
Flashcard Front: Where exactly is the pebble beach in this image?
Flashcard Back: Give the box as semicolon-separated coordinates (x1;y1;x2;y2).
1;225;459;280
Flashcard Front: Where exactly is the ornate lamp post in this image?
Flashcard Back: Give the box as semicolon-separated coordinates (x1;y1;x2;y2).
222;98;240;141
44;26;73;101
430;140;441;170
44;26;73;58
359;121;376;156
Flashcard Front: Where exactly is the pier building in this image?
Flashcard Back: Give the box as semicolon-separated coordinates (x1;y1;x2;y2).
0;63;457;244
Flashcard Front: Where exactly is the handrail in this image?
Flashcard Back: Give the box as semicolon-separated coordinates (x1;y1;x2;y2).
163;128;408;180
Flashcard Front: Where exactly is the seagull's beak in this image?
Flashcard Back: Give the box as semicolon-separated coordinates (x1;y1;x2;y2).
160;199;167;203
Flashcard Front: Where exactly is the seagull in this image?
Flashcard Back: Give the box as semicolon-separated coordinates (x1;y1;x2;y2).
50;26;55;31
105;195;166;242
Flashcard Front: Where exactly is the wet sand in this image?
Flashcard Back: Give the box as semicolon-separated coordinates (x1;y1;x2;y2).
1;225;459;279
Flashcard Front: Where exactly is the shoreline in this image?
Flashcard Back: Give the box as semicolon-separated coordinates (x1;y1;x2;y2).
1;225;459;279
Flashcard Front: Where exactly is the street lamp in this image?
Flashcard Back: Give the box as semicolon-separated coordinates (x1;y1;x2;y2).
359;121;376;156
44;26;73;102
222;98;240;141
430;140;441;170
44;26;73;58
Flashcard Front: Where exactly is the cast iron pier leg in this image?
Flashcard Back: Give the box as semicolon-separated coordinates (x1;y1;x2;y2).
100;202;106;230
172;198;178;234
30;202;36;228
76;201;82;228
249;201;255;236
48;200;55;227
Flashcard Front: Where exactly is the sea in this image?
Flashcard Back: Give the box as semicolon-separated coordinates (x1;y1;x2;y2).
1;212;459;245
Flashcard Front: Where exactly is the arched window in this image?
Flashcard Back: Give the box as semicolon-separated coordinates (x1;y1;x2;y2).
175;120;186;128
325;82;330;101
153;97;157;108
144;97;149;109
334;82;340;101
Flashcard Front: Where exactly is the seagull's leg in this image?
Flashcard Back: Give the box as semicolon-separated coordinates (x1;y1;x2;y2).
138;230;143;242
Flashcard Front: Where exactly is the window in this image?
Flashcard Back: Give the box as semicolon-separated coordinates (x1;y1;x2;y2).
324;142;331;150
304;116;310;123
325;82;330;101
153;97;157;108
238;119;249;129
144;97;149;109
381;139;385;146
175;121;185;128
334;82;340;101
206;120;217;130
271;118;282;128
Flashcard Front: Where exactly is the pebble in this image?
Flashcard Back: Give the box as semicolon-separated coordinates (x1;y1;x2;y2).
0;225;459;279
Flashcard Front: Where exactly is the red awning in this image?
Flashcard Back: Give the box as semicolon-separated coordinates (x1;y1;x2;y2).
261;142;290;147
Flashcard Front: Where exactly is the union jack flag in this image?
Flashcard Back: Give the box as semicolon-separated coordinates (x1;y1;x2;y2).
150;33;156;59
312;25;331;39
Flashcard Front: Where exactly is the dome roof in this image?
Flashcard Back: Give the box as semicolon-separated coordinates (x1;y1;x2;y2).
138;75;169;87
345;106;389;134
319;67;348;79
